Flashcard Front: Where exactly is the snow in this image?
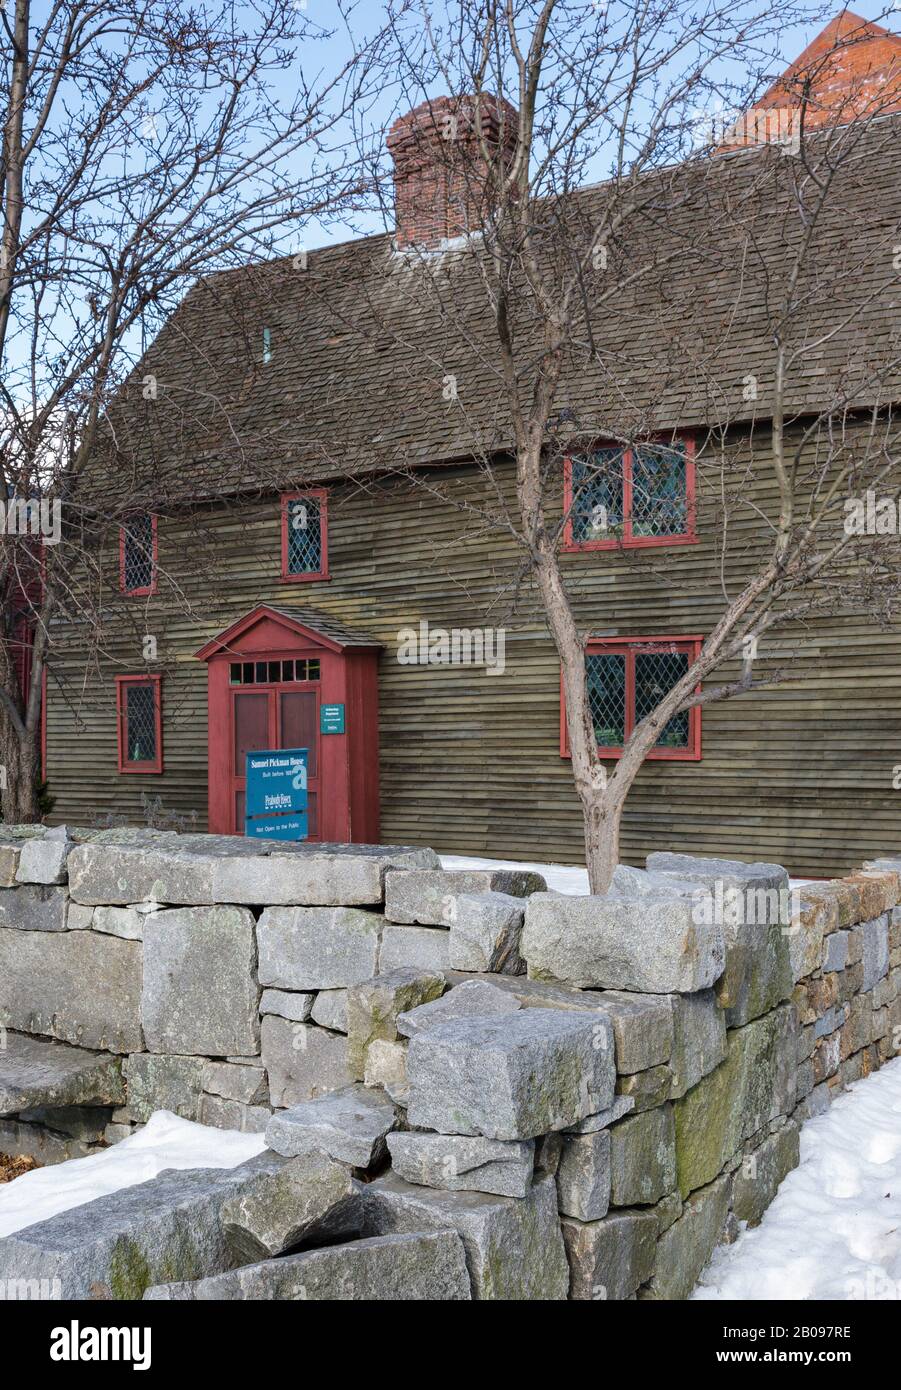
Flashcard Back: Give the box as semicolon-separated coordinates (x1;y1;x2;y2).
0;1110;265;1239
695;1057;901;1300
439;853;815;895
439;853;590;894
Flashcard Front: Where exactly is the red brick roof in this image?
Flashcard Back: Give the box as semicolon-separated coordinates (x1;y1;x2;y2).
727;9;901;147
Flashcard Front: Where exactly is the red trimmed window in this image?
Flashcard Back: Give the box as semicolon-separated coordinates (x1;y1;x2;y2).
120;513;157;594
281;489;329;581
563;436;696;550
116;675;163;773
561;636;703;761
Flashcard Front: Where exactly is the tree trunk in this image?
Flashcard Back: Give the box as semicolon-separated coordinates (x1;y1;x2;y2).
0;712;39;823
583;787;624;895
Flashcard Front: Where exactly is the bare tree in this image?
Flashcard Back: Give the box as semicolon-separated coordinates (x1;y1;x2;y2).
0;0;388;820
336;0;901;890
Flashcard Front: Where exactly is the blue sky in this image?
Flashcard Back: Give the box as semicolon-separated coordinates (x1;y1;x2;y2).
6;0;899;410
296;0;901;250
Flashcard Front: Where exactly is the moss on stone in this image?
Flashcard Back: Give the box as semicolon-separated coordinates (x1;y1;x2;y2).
109;1237;152;1300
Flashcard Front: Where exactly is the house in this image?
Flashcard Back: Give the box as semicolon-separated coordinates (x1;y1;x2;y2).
42;15;901;875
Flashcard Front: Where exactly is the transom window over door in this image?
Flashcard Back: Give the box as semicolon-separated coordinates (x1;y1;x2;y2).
560;636;703;761
563;437;696;550
281;489;329;581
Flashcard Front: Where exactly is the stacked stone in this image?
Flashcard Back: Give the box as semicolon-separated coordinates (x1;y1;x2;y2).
0;1124;474;1299
0;837;548;1158
3;824;901;1301
0;827;446;1150
343;967;608;1297
791;863;901;1117
520;854;805;1299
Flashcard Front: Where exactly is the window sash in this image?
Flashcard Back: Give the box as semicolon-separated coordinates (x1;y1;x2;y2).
121;513;156;593
565;438;695;550
116;676;162;772
563;637;702;761
280;490;328;581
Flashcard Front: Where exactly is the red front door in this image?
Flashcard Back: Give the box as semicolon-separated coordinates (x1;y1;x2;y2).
231;677;321;839
198;605;381;842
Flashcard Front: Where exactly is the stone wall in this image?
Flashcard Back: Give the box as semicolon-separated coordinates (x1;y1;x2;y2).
0;825;898;1300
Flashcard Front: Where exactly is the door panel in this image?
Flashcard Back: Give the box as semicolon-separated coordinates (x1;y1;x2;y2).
232;691;273;835
234;691;271;764
279;691;318;777
229;676;320;839
279;689;320;840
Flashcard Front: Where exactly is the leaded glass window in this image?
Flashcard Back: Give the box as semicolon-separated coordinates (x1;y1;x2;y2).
631;444;688;538
572;638;701;758
565;439;693;548
286;496;323;576
570;449;624;544
118;677;162;772
122;513;155;592
635;649;690;748
126;683;157;762
586;652;626;746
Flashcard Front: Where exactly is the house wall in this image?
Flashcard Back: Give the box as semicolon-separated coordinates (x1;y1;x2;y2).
44;425;901;875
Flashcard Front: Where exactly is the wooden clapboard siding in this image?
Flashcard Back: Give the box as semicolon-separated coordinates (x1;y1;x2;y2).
44;425;901;876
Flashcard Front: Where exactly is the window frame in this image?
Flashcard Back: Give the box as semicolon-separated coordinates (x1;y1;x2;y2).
119;513;158;595
116;674;163;774
560;634;704;762
562;434;697;552
280;488;330;583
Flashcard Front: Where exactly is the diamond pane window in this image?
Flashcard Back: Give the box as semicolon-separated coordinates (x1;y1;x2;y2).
562;637;702;760
120;513;156;593
570;449;624;544
631;444;688;538
635;650;690;748
117;676;162;772
282;491;328;580
586;653;626;746
564;438;694;549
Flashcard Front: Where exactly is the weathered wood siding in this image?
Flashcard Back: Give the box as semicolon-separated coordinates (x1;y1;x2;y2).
45;431;901;876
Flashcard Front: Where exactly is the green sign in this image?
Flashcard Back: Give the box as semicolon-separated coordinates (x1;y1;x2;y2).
320;702;345;734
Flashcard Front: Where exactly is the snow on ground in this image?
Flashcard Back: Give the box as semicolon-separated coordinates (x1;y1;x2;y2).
695;1057;901;1301
439;852;815;894
440;853;590;894
0;1110;265;1239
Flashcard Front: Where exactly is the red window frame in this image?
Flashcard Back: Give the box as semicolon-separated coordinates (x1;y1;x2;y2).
119;513;158;595
563;434;697;552
280;489;329;582
116;674;163;774
560;635;703;762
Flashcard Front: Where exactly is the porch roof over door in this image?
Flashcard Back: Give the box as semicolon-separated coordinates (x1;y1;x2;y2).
194;604;383;661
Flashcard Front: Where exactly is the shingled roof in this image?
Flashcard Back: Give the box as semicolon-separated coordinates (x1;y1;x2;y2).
99;108;901;505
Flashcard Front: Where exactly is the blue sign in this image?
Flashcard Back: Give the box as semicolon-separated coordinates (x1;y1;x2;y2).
246;812;308;841
320;703;345;734
245;748;308;840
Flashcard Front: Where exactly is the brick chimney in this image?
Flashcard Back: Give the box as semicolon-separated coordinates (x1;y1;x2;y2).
387;94;519;251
